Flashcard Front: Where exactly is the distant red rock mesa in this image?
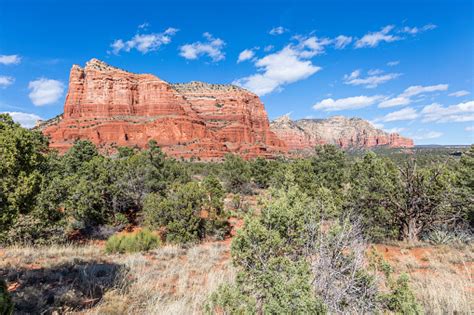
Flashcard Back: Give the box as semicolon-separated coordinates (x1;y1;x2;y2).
269;115;413;151
39;59;413;159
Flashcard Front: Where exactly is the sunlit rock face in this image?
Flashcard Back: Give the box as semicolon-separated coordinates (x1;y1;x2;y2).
40;59;286;159
270;115;414;151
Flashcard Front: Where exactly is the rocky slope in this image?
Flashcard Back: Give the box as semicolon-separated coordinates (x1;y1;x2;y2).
39;59;286;159
270;115;414;151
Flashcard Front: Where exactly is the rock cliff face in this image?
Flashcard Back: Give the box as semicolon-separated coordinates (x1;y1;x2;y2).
40;59;286;159
269;115;325;150
270;115;414;151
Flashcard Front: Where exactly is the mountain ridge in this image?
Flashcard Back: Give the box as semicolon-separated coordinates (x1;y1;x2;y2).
270;115;414;151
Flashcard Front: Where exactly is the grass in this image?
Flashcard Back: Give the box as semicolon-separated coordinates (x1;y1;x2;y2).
1;238;471;314
105;229;161;254
0;240;233;314
374;242;473;314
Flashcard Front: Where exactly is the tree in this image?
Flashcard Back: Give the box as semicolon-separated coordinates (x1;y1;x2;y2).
222;154;252;194
221;186;326;313
348;152;461;242
201;174;225;213
144;182;205;243
394;161;459;242
346;152;401;241
311;145;347;191
0;114;48;235
64;156;114;227
62;140;99;174
251;157;276;189
455;145;474;228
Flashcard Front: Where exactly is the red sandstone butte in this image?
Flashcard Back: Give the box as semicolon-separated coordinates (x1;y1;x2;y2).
39;59;286;159
270;115;414;151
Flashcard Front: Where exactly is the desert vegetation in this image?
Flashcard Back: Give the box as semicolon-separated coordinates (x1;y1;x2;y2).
0;113;473;314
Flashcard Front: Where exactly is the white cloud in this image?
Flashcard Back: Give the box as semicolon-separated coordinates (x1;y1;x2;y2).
387;60;400;66
465;126;474;132
334;35;352;49
369;120;384;129
264;45;274;52
110;27;178;55
179;32;225;62
0;76;14;88
269;26;287;35
381;107;418;122
378;83;449;108
355;25;401;48
0;54;21;65
449;90;470;97
1;111;43;128
233;36;325;96
138;22;149;30
421;101;474;123
294;35;332;57
313;95;384;111
368;69;384;75
28;78;65;106
412;131;443;140
343;69;401;88
237;49;255;63
400;84;448;98
379;96;411;108
384;127;406;134
400;23;437;35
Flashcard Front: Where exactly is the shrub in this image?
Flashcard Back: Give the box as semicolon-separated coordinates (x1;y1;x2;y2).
383;274;423;314
3;214;65;246
0;278;14;315
368;249;423;314
0;113;48;236
221;154;252;194
144;182;204;244
311;220;379;314
217;186;326;313
426;229;472;245
105;229;161;253
206;284;257;314
145;181;230;243
250;157;276;189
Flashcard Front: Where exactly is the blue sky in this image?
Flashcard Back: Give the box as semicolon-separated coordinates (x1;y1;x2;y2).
0;0;473;144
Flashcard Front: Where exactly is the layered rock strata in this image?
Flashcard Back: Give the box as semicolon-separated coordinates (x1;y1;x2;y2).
270;115;414;151
40;59;286;159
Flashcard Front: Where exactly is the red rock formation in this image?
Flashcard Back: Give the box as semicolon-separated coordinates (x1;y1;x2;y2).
40;59;286;159
270;116;414;151
269;115;324;150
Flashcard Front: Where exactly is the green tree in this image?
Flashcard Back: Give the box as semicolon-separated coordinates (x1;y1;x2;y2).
0;114;48;236
64;156;114;226
217;186;326;313
346;152;401;241
348;153;461;242
456;145;474;227
311;145;347;191
202;174;225;213
395;161;458;242
62;140;99;174
144;182;205;243
222;154;252;194
251;157;276;189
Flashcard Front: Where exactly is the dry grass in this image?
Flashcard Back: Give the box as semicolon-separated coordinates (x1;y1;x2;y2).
2;239;472;314
0;241;234;314
374;242;473;314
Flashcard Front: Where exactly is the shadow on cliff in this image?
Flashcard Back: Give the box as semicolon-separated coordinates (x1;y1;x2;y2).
0;260;125;314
